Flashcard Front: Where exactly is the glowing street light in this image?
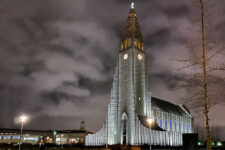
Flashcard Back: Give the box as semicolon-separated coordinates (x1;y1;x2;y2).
217;141;222;147
198;141;202;146
18;115;28;150
19;115;27;123
147;118;154;150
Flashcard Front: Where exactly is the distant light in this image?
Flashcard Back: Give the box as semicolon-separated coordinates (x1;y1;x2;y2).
217;141;222;146
24;137;38;141
131;2;135;9
197;141;202;146
53;131;57;136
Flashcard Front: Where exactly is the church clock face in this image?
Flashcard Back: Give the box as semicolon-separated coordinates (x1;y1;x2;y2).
123;53;128;60
138;54;142;60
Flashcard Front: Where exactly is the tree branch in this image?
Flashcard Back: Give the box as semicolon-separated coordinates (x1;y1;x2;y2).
207;46;225;61
207;63;225;72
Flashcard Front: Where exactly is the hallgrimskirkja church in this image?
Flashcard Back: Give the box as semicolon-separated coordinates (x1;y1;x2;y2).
85;3;194;146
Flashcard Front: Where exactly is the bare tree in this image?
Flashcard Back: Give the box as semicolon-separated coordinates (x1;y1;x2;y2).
176;0;225;150
199;0;211;149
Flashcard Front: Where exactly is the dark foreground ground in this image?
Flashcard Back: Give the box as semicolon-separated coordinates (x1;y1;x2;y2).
0;144;224;150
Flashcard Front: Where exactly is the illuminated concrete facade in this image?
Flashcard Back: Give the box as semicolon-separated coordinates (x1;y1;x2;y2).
85;3;194;146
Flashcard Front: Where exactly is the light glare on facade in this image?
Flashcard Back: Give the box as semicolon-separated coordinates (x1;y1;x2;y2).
147;118;154;125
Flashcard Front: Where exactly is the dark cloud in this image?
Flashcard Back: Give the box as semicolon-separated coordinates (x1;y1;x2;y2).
0;0;224;139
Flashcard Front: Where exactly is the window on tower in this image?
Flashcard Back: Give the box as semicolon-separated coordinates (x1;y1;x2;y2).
128;40;131;47
142;45;144;51
135;40;137;48
121;43;124;50
125;39;128;49
138;41;141;49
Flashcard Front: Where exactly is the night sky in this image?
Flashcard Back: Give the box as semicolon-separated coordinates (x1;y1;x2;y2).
0;0;225;140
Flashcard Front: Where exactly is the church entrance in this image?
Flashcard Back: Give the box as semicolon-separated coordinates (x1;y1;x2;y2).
121;112;128;145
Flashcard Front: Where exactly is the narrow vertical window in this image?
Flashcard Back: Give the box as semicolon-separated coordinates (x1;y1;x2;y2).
128;40;131;47
165;120;167;130
179;122;181;132
170;120;172;131
135;40;137;48
121;43;124;50
141;46;144;51
174;121;176;132
138;41;141;49
160;120;162;127
187;124;189;133
125;39;127;49
183;122;185;132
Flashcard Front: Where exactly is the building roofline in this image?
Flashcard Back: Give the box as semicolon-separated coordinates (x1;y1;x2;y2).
0;128;92;134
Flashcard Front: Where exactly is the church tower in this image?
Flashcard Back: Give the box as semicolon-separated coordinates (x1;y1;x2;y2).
106;2;152;145
85;2;193;146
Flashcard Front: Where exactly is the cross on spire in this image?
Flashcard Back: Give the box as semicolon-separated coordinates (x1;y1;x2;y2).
131;2;135;9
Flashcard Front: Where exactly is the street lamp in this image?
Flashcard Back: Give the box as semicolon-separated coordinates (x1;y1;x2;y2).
18;115;28;150
105;112;108;150
147;118;154;150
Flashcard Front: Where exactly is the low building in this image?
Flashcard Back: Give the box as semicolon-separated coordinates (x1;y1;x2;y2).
0;122;92;145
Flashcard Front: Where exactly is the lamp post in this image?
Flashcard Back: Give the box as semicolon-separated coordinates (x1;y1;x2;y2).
147;118;154;150
105;112;108;150
18;115;28;150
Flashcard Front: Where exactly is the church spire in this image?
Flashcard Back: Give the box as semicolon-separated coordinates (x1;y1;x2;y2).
120;2;144;51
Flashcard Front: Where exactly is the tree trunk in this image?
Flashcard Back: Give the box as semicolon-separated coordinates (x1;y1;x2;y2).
199;0;211;150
